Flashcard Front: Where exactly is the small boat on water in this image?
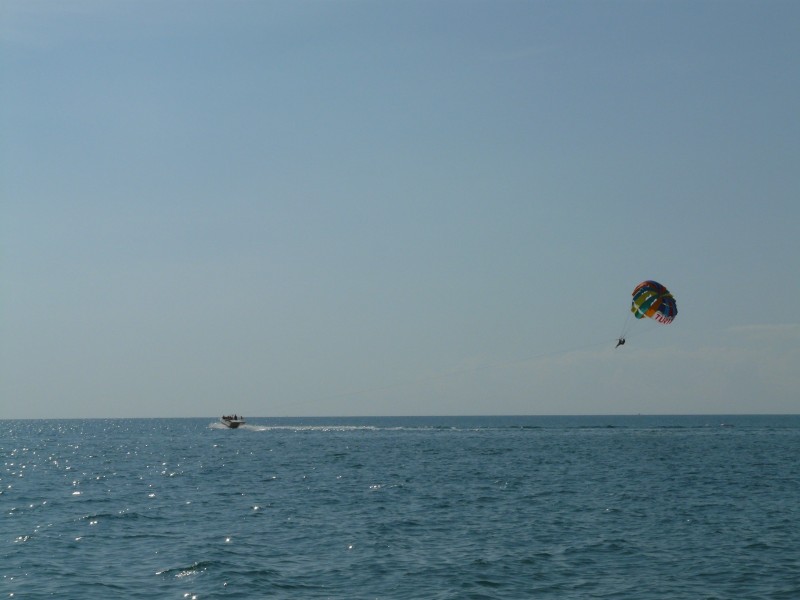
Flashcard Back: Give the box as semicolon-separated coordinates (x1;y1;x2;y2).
221;415;246;429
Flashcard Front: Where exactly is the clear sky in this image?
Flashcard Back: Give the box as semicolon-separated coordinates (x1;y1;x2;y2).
2;1;798;418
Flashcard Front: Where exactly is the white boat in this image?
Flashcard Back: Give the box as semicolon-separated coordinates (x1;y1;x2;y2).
221;415;245;429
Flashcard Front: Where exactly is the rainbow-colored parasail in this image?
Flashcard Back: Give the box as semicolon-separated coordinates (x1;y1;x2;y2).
631;280;677;324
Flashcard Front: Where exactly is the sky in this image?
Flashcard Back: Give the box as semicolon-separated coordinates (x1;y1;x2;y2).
1;1;798;418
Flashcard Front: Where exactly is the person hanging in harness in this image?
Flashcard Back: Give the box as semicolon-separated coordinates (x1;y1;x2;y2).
615;337;625;348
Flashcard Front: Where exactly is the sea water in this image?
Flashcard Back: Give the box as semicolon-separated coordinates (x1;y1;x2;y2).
2;415;799;599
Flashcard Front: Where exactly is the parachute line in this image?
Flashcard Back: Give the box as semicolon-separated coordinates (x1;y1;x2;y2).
619;311;633;340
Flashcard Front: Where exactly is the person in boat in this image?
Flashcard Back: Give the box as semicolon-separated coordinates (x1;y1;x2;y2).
615;337;625;348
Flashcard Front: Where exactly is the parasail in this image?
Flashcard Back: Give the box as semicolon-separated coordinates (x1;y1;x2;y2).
631;280;677;325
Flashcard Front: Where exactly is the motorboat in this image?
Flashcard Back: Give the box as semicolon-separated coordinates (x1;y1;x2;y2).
221;415;246;429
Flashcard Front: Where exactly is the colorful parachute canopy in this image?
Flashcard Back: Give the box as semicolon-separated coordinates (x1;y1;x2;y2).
631;280;677;324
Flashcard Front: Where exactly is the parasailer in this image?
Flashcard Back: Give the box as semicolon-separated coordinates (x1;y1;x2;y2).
617;280;677;347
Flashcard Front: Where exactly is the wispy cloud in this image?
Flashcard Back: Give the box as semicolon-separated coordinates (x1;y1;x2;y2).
726;323;800;339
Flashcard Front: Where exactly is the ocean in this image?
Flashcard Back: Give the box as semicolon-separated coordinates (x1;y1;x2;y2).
3;415;799;599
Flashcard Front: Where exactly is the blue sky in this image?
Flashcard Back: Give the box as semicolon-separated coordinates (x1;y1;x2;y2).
2;1;798;418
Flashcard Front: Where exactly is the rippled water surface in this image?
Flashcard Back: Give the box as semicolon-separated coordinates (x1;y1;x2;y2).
3;415;800;599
